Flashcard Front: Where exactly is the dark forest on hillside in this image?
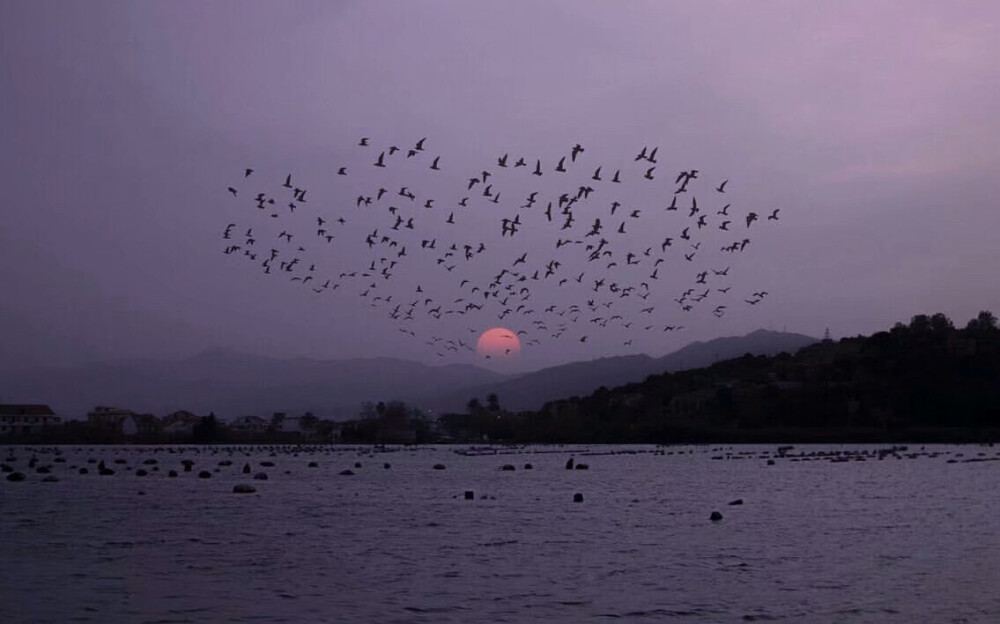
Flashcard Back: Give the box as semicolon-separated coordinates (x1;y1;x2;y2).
437;311;1000;443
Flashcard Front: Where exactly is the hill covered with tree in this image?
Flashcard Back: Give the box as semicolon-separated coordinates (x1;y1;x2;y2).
442;311;1000;443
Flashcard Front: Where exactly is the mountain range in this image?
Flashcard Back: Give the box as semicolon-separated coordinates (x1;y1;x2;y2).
0;330;817;419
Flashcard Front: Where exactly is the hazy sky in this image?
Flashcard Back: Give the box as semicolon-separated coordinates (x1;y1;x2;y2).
2;1;999;372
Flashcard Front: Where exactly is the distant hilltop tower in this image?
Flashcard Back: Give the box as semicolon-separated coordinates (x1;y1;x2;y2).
823;327;832;343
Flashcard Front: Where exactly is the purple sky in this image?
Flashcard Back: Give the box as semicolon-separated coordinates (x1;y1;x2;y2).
2;1;999;373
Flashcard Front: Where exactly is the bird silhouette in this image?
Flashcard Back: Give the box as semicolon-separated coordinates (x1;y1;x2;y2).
220;136;783;359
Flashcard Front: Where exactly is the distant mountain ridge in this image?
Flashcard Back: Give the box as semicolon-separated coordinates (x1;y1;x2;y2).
1;351;506;419
427;329;819;412
1;330;817;419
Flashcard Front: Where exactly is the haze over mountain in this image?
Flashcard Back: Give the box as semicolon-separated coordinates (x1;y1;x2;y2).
436;329;819;413
1;330;816;419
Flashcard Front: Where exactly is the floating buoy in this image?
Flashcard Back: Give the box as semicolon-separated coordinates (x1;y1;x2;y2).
464;490;475;500
710;511;723;521
728;499;743;506
565;458;575;470
573;493;584;503
233;484;256;494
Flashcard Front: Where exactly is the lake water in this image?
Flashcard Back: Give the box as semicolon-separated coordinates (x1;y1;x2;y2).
1;444;999;623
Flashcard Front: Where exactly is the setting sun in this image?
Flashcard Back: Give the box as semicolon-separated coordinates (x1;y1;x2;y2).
475;327;521;359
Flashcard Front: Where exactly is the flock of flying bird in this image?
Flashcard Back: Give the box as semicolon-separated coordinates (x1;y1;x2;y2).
222;138;781;359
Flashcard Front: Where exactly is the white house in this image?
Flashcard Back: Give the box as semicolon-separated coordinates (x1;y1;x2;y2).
0;404;60;436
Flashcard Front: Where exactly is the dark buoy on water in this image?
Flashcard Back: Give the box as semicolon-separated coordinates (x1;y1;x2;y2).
524;463;533;470
167;470;178;478
6;472;26;482
728;499;743;506
766;459;775;466
233;484;256;494
573;493;584;503
710;511;724;521
565;457;575;470
575;463;589;470
464;490;475;500
242;463;251;474
433;463;446;470
383;463;391;469
339;469;355;476
307;462;318;468
253;472;269;480
500;464;516;471
198;470;212;479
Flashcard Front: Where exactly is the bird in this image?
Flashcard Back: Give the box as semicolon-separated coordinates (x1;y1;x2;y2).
768;209;780;221
746;212;758;227
218;136;783;362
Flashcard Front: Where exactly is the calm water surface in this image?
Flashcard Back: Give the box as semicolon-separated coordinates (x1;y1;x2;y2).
2;444;998;623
